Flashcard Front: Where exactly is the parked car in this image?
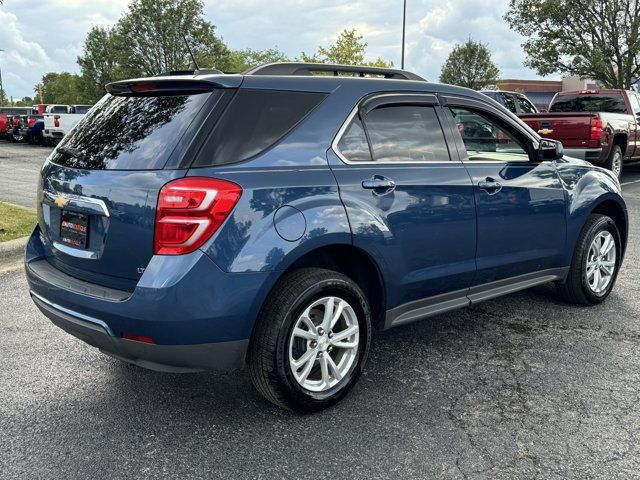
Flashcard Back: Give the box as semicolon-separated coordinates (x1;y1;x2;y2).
43;104;92;145
0;107;34;140
519;89;640;177
16;115;45;145
26;63;628;412
6;115;27;142
480;89;538;114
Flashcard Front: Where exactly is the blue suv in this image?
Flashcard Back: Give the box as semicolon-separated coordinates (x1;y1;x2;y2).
26;63;628;411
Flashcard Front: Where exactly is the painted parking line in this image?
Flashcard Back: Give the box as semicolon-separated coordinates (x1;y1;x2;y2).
621;178;640;186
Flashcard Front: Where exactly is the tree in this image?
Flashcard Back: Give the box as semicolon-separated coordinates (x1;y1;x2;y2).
506;0;640;89
300;29;393;67
37;72;89;104
439;39;500;89
77;26;122;101
115;0;229;77
222;47;289;73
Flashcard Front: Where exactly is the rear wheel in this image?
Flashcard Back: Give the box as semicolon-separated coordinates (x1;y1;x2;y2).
248;268;371;412
603;145;623;178
557;214;621;305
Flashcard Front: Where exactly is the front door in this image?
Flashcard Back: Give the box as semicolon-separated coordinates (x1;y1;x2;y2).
442;97;567;286
328;94;477;316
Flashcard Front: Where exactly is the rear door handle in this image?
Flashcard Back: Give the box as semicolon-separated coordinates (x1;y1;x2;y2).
478;178;502;193
362;177;396;190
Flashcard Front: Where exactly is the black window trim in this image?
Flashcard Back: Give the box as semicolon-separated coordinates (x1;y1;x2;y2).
440;94;540;164
332;92;455;165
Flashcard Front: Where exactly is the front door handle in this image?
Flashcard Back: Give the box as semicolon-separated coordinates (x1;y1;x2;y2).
362;176;396;190
478;178;502;194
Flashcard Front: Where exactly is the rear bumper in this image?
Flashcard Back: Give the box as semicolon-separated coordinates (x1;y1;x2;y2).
31;291;248;372
25;226;272;372
563;147;604;163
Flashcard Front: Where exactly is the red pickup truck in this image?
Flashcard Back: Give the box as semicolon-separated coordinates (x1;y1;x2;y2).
520;89;640;177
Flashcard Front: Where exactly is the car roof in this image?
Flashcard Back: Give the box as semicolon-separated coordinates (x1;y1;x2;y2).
480;89;528;96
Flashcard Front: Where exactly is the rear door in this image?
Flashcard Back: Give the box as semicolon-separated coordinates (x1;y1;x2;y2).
442;95;566;286
37;85;230;290
328;93;477;319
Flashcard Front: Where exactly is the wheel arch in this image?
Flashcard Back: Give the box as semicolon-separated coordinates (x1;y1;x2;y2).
246;243;387;356
590;198;628;256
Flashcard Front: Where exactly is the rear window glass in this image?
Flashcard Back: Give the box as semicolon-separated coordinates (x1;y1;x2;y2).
50;92;212;170
192;89;326;167
515;95;536;113
550;93;627;113
337;116;371;162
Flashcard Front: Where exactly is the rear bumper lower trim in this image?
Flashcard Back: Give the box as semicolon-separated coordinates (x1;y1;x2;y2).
31;291;248;372
563;147;603;163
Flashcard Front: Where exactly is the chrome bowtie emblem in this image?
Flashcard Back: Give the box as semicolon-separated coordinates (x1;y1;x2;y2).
54;196;69;208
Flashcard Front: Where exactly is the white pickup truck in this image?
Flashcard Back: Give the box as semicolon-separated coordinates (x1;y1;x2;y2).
43;104;92;145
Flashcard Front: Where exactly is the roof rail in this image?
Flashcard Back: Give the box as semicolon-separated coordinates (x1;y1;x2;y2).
244;62;425;81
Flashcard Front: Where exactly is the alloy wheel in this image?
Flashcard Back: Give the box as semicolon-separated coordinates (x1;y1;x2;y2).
288;296;359;392
586;231;617;295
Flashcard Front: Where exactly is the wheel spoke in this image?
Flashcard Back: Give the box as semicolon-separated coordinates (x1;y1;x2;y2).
321;297;335;331
292;348;316;369
330;325;358;344
293;327;316;341
326;354;342;382
319;355;330;387
586;263;596;279
600;264;613;276
592;268;601;290
331;339;358;349
330;300;347;330
601;235;614;255
300;313;317;335
297;352;316;383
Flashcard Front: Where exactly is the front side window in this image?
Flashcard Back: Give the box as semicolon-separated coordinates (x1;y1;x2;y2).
449;107;529;162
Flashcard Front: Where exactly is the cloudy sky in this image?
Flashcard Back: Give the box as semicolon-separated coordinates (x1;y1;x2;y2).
0;0;553;100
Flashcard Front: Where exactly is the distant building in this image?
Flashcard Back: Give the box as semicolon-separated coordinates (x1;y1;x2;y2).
498;76;598;111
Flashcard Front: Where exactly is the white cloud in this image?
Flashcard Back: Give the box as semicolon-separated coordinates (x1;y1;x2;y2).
0;0;552;99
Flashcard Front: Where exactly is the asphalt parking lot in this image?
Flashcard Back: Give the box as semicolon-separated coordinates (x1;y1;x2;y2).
2;140;640;479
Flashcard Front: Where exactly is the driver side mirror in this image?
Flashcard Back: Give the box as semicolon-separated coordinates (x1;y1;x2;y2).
538;138;563;161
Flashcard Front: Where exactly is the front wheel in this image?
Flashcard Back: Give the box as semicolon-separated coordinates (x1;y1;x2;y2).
248;268;372;412
557;214;621;305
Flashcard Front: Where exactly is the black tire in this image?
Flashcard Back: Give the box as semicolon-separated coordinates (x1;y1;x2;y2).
557;214;622;305
603;144;623;178
248;268;372;412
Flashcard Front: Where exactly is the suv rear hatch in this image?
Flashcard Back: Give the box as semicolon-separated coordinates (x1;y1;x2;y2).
37;76;240;291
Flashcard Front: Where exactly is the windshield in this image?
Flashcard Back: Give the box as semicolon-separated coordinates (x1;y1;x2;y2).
50;92;213;170
550;93;628;114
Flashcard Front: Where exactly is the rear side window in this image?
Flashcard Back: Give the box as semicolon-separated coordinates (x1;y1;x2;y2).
500;94;517;113
192;90;326;167
337;116;372;162
550;93;627;113
364;106;449;162
50;92;213;170
515;95;536;113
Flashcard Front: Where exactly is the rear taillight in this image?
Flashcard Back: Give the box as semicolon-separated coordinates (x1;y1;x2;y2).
590;118;604;141
28;117;36;127
154;177;242;255
54;115;60;128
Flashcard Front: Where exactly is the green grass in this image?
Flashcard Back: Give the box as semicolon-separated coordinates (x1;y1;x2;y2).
0;201;37;242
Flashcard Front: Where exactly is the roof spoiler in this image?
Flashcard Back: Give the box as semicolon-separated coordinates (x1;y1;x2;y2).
105;75;243;96
243;62;425;81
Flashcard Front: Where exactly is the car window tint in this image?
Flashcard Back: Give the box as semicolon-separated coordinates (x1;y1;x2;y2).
550;93;627;113
515;95;536;113
629;94;640;115
336;115;372;162
50;92;213;170
501;94;518;113
364;106;449;162
193;89;326;167
449;107;529;162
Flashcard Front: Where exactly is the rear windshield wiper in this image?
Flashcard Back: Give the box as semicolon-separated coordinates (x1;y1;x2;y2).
57;146;86;160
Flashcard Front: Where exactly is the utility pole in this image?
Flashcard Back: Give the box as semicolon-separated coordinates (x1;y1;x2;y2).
0;49;5;106
401;0;407;69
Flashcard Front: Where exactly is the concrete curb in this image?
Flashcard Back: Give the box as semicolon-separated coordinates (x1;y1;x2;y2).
0;236;28;265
